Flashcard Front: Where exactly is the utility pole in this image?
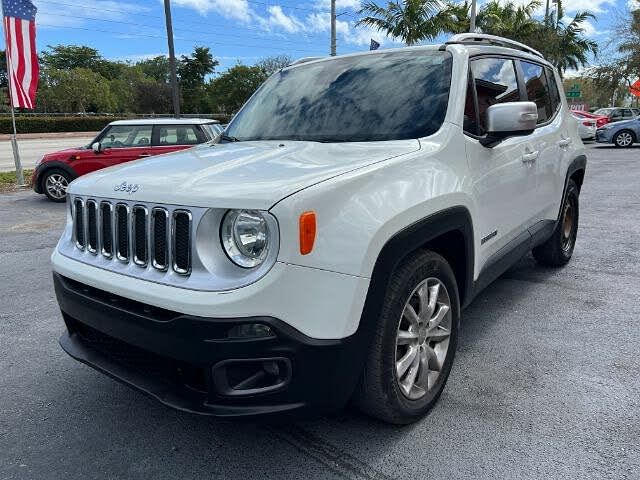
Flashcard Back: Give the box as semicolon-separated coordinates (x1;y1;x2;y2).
164;0;180;118
545;0;550;22
330;0;336;56
470;0;477;32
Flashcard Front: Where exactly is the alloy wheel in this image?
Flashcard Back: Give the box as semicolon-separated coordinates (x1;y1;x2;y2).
45;173;68;200
616;132;633;147
561;200;575;252
395;278;452;400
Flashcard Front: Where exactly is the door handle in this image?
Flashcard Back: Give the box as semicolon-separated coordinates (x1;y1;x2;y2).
139;153;152;158
522;151;539;163
557;137;572;148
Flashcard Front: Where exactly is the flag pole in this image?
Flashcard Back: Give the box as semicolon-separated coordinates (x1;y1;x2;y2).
1;3;25;186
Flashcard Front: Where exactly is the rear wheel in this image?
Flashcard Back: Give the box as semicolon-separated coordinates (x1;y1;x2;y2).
613;130;635;148
42;169;71;202
354;250;459;424
532;179;579;267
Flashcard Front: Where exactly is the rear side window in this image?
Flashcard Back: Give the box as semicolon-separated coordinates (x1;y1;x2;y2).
101;125;152;148
153;125;204;146
521;61;553;124
470;58;520;133
545;67;562;113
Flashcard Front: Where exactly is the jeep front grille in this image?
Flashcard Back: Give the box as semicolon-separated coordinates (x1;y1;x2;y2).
71;198;192;276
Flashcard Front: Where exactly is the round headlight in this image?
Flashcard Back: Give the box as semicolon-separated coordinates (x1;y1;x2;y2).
221;210;270;268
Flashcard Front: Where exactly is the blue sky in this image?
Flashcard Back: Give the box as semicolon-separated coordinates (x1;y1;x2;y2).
0;0;633;73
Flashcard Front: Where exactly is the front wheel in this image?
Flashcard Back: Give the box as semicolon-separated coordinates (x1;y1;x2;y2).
613;130;635;148
42;169;71;202
354;250;459;424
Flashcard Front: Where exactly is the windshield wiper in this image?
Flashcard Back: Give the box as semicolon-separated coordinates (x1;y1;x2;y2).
220;134;241;142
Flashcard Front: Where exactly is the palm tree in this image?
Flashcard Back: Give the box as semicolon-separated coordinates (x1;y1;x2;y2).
356;0;455;45
530;1;598;77
475;0;541;44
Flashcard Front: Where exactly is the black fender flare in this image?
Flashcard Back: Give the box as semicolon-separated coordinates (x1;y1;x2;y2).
559;154;587;221
356;206;474;332
34;162;78;193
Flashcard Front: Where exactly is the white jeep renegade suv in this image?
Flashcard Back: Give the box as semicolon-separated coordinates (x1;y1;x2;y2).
52;34;586;424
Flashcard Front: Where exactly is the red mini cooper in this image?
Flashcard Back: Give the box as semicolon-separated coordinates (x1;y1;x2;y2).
32;118;223;202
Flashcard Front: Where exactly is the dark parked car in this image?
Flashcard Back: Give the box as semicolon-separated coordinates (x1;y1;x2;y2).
32;118;221;202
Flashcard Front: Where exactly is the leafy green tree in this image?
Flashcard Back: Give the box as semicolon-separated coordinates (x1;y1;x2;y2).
356;0;455;45
40;45;103;71
0;50;7;88
136;56;171;83
134;77;173;113
208;65;268;114
178;46;218;113
586;1;639;106
39;67;115;113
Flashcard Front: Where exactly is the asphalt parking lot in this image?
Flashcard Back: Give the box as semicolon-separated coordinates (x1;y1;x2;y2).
1;143;638;480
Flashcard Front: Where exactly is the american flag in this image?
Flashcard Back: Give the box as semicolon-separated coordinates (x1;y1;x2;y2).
2;0;38;109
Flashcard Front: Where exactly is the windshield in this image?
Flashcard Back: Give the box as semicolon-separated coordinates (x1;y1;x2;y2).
594;108;613;115
225;51;453;143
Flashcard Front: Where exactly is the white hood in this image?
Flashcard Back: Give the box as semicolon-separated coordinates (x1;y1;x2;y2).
68;139;420;209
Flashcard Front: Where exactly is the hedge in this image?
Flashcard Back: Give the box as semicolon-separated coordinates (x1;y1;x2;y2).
0;114;233;134
0;116;127;134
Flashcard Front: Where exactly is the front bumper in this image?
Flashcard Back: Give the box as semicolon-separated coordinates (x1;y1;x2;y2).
595;129;613;143
54;273;368;419
32;166;42;193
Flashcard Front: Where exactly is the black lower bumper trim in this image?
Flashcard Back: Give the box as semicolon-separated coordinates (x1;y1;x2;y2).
54;273;366;419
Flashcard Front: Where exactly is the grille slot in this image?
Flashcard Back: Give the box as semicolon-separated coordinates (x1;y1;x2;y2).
73;198;85;249
86;200;98;254
132;206;148;267
151;208;169;271
172;210;192;275
100;202;113;258
115;203;130;262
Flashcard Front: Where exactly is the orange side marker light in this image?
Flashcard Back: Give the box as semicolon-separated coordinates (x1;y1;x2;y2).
299;211;316;255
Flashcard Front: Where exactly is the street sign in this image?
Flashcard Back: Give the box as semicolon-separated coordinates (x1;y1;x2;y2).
566;83;581;99
630;80;640;98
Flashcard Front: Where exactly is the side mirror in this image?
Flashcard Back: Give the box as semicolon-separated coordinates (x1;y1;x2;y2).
92;142;103;154
480;101;538;148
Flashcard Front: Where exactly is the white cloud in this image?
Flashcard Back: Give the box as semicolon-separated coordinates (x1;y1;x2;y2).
306;11;399;47
171;0;252;22
262;6;305;33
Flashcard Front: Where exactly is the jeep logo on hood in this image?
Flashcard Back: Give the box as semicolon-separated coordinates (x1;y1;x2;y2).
114;182;140;194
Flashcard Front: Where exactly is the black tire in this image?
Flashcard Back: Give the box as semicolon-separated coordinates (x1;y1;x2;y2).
41;168;71;202
354;250;460;424
532;179;579;267
613;130;636;148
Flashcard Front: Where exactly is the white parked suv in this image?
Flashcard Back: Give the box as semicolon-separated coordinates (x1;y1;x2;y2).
52;34;586;424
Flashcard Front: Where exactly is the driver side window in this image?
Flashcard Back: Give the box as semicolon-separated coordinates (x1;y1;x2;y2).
101;125;152;148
